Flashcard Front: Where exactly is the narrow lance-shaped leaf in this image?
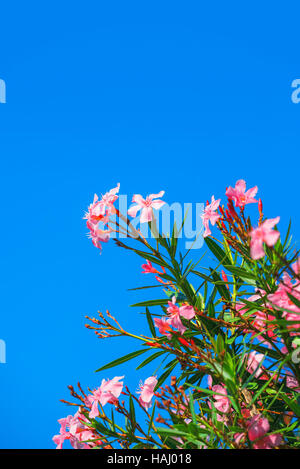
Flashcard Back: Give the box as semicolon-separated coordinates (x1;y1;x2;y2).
146;307;156;337
96;349;148;372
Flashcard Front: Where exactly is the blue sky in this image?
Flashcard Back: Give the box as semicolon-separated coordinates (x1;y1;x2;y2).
0;1;300;448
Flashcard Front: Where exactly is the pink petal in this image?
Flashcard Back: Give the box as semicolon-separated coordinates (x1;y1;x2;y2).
53;434;65;449
247;415;269;441
179;305;195;320
209;212;221;226
109;183;120;196
250;239;265;260
141;388;154;403
225;186;235;199
210;196;221;211
266;433;283;447
148;191;165;200
203;219;211;238
132;194;145;205
128;204;142;218
262;216;280;230
170;315;186;334
245;186;258;199
144;376;158;387
140;207;153;223
151;200;165;210
235;179;246;194
89;400;99;419
264;230;280;247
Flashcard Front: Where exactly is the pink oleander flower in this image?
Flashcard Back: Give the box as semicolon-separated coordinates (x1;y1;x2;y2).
53;411;103;449
137;376;157;410
84;194;107;226
234;432;246;446
268;273;300;312
226;179;258;208
87;223;111;251
250;217;280;260
127;191;165;223
246;351;265;378
84;183;120;226
154;317;173;338
268;273;300;309
212;384;231;414
246;415;282;449
252;433;283;449
100;183;120;214
247;415;270;442
84;184;120;252
53;415;73;449
201;195;221;238
166;296;195;335
85;376;124;419
268;273;300;335
286;372;300;392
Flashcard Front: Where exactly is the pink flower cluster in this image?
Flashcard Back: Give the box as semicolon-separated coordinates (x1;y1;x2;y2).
53;410;104;449
53;376;124;449
202;179;281;261
54;375;158;448
238;258;300;342
84;376;124;419
207;376;283;448
268;262;300;335
84;186;166;251
84;183;120;251
235;415;282;449
201;179;259;238
154;296;195;337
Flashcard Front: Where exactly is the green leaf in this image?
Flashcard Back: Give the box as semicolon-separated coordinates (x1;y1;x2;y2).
146;307;156;337
188;391;197;424
154;361;177;390
216;334;225;355
96;349;148;372
131;249;170;269
129;395;136;428
205;238;232;266
281;394;300;418
223;265;257;285
131;299;168;308
210;269;231;301
136;350;166;370
191;270;213;283
171;221;179;259
147;401;156;436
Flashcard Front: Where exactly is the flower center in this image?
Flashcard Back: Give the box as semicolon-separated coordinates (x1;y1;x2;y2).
144;197;152;207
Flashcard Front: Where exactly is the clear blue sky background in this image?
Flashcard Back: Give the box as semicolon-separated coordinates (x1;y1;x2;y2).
0;1;299;448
